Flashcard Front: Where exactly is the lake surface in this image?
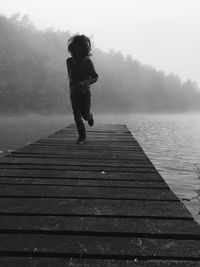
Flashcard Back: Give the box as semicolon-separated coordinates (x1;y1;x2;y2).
0;113;200;223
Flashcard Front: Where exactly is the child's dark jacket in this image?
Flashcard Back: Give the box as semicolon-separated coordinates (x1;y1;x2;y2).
66;56;98;95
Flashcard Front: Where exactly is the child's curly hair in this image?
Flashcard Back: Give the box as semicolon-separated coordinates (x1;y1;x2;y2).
68;34;92;58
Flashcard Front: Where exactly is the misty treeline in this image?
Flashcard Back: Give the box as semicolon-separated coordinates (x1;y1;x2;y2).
0;14;200;114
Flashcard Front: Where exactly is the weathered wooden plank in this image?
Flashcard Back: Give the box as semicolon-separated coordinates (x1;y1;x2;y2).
0;198;192;218
32;142;143;149
11;146;146;154
39;141;138;146
47;139;137;143
0;215;199;237
0;164;157;172
62;129;131;134
60;126;132;131
56;129;132;134
79;122;128;128
0;157;154;167
61;124;131;132
0;169;165;181
54;127;131;131
55;128;130;132
36;141;141;148
48;131;134;136
50;140;137;144
0;234;200;259
67;122;127;126
51;131;133;137
61;127;132;131
0;258;199;267
0;185;177;201
26;145;144;153
34;144;143;151
65;129;131;134
67;124;129;130
48;132;135;137
27;146;144;153
7;153;150;162
8;146;130;155
48;140;139;145
48;135;136;141
9;149;149;160
0;177;169;188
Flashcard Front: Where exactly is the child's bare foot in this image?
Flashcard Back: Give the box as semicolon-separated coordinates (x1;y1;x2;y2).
88;114;94;127
76;137;86;144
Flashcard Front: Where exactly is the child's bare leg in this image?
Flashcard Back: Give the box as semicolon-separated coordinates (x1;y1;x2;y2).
80;92;94;127
70;95;86;143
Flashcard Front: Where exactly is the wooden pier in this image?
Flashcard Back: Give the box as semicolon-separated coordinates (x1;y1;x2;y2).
0;123;200;266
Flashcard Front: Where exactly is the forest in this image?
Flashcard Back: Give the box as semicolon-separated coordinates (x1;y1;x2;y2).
0;13;200;114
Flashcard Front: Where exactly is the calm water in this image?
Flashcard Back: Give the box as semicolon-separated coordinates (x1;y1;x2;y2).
0;113;200;223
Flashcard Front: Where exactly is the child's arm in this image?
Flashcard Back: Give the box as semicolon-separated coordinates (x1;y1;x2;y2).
81;58;98;86
81;77;98;86
66;58;72;80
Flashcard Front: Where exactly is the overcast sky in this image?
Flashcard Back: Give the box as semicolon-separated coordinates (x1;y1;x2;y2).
1;0;200;86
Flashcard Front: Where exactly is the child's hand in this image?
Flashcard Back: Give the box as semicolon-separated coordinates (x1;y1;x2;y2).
76;81;84;87
81;80;90;86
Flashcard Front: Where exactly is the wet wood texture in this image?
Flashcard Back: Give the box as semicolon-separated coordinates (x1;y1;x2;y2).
0;123;200;266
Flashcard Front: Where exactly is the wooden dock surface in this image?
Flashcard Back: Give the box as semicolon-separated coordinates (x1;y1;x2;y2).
0;123;200;266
